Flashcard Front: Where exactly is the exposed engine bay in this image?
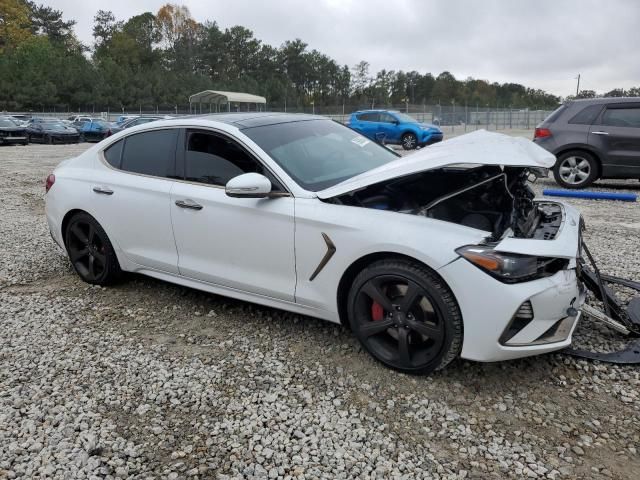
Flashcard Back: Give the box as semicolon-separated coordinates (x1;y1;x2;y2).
325;165;560;241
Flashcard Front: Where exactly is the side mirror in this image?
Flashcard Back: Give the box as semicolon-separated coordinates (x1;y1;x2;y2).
225;173;272;198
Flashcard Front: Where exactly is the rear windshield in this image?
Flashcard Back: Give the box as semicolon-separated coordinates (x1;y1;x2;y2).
543;104;567;123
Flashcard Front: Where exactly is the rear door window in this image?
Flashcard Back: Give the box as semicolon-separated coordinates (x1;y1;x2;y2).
601;107;640;128
357;112;380;122
568;104;603;125
104;139;124;168
120;129;178;177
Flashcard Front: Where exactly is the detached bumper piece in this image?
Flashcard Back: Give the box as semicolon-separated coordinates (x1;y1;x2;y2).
563;242;640;364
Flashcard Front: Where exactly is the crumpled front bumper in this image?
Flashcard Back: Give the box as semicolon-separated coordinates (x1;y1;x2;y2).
438;200;585;362
440;259;584;362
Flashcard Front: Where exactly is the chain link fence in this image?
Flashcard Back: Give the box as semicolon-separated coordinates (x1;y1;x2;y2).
3;103;553;131
270;104;552;131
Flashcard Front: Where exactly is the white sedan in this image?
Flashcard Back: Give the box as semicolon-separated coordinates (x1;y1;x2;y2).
45;114;585;374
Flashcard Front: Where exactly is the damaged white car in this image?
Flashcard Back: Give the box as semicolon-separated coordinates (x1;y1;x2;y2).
45;114;587;374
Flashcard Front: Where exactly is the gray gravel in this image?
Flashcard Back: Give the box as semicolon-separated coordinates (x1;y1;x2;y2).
1;142;639;480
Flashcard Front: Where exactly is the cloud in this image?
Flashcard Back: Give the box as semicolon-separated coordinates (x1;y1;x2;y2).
45;0;640;96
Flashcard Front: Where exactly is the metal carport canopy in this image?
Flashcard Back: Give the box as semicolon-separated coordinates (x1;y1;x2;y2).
189;90;266;106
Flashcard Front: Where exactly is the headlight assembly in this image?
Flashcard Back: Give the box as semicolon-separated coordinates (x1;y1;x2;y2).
456;245;567;283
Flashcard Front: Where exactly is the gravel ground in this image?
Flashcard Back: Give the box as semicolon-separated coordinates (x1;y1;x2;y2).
1;139;639;480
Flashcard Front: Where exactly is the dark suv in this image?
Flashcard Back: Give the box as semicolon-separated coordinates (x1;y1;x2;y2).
534;97;640;188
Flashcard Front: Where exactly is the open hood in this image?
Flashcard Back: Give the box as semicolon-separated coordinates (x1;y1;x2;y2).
317;130;554;199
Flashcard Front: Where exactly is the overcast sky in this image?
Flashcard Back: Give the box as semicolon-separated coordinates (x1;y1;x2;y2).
44;0;640;97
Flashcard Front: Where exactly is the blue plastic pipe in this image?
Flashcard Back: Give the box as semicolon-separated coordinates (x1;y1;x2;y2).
543;189;637;202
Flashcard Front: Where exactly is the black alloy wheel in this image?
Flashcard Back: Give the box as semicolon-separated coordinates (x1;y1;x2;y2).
402;132;418;150
65;213;121;285
348;259;462;374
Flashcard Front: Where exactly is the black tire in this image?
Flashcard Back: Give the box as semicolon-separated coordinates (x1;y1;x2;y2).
347;258;462;375
79;134;85;142
401;132;418;150
46;134;53;145
553;150;599;189
64;213;122;285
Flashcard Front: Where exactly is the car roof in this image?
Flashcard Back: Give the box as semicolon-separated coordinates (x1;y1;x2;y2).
192;112;326;129
568;97;640;105
351;109;400;114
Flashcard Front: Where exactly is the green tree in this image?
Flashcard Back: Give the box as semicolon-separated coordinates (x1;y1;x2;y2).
0;0;32;52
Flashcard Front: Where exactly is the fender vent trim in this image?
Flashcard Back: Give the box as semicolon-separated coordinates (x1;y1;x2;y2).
309;233;336;281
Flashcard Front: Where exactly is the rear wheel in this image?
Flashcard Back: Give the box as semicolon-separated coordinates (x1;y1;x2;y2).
401;132;418;150
347;258;462;374
64;213;122;285
553;150;598;189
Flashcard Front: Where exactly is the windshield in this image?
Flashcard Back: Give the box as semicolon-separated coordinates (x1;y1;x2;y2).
393;112;418;123
243;119;399;191
0;119;17;127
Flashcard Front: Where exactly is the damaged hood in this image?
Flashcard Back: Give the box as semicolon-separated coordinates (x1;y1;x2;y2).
316;130;555;199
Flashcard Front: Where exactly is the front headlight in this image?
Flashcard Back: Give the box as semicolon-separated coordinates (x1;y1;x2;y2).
456;245;567;283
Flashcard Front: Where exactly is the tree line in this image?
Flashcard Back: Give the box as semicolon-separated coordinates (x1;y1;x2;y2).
0;1;636;113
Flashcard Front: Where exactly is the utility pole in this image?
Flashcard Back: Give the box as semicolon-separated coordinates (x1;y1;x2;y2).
575;74;581;96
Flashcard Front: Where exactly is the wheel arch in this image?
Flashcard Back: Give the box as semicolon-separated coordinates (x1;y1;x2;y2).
61;208;88;246
336;251;459;328
401;129;418;138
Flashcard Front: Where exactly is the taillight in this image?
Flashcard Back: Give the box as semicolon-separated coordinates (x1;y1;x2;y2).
45;174;55;193
534;127;552;139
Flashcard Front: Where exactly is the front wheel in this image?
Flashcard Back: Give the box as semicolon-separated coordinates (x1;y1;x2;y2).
401;132;418;150
347;258;462;374
64;213;122;285
553;150;598;189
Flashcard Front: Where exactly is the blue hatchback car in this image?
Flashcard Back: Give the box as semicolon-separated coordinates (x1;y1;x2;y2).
347;110;443;150
72;118;111;142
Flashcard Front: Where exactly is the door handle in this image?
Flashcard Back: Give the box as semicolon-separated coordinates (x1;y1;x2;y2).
175;199;203;211
591;131;609;135
93;186;114;195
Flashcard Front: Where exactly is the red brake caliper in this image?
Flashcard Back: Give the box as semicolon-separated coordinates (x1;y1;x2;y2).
371;301;384;321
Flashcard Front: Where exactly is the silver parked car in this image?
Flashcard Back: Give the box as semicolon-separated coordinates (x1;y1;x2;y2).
533;97;640;188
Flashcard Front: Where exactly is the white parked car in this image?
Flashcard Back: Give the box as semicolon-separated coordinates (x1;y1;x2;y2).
45;115;585;374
